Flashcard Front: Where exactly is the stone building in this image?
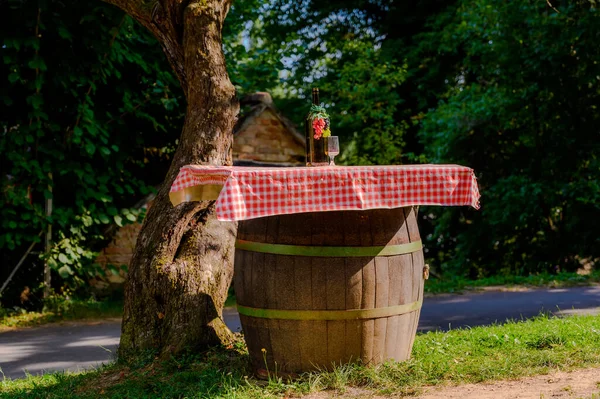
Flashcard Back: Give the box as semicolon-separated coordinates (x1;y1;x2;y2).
91;222;143;289
92;92;304;291
233;92;304;166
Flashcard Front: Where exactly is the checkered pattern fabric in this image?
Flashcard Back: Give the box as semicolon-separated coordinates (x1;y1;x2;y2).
170;165;481;221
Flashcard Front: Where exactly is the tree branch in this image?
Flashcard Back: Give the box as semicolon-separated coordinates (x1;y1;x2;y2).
546;0;560;13
100;0;188;91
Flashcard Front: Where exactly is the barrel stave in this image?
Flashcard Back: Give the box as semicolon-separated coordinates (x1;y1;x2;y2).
234;207;424;375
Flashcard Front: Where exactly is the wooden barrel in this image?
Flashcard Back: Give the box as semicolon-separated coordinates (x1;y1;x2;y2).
233;207;425;376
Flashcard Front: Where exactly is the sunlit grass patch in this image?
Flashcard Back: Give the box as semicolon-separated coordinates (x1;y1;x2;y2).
2;313;600;398
0;297;123;329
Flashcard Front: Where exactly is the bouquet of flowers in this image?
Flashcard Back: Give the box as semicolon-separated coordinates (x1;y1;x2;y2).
308;104;331;140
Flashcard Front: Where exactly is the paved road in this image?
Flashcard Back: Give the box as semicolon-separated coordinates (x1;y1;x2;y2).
418;286;600;331
2;286;599;380
0;321;119;380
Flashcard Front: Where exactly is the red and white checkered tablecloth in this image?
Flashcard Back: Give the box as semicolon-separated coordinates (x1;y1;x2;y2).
170;165;480;221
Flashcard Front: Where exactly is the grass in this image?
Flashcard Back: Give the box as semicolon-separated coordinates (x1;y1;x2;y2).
2;313;600;398
0;297;123;330
425;269;600;294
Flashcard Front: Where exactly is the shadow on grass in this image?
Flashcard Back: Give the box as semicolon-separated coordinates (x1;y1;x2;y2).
4;312;600;399
1;342;257;399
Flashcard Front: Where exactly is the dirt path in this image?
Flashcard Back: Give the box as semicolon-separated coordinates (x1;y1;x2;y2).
303;367;600;398
417;367;600;399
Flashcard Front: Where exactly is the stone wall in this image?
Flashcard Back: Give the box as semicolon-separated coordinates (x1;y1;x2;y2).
233;109;304;164
90;222;142;291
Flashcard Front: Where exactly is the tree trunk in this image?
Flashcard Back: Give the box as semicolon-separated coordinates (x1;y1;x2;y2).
102;0;239;355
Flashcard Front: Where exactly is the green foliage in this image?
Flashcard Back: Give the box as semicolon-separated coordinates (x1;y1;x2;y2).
0;0;183;299
258;0;600;276
223;1;283;95
3;0;599;305
0;296;123;329
417;0;600;276
235;2;412;165
253;0;455;165
321;40;408;165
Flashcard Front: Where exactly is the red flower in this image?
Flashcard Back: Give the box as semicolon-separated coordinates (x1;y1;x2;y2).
313;118;326;140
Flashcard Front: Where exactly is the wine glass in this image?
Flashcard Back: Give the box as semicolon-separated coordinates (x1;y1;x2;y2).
326;136;339;166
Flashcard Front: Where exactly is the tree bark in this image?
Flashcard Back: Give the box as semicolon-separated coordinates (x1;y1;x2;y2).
101;0;239;355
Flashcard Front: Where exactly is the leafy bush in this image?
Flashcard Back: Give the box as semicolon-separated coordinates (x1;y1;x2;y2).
418;0;600;276
0;0;183;303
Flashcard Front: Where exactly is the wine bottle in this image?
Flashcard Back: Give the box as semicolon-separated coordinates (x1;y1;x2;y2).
305;88;329;166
